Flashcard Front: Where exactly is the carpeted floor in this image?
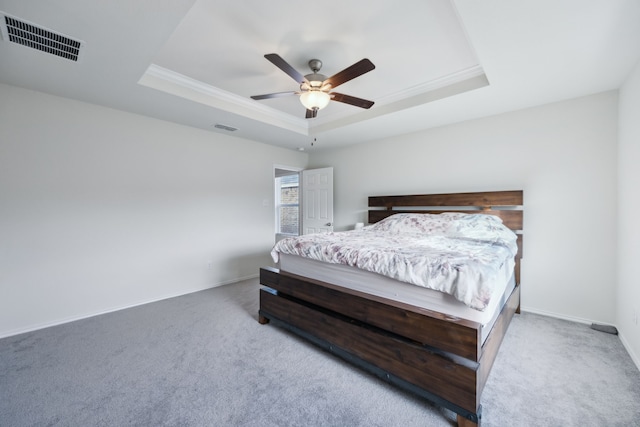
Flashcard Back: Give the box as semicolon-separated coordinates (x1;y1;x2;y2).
1;278;639;426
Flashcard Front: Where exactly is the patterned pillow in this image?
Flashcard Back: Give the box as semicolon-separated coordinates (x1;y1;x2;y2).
368;213;466;235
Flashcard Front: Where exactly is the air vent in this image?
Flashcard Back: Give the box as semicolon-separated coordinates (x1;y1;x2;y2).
213;124;238;132
0;13;84;61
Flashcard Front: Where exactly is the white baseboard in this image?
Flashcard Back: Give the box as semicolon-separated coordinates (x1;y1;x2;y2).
618;331;640;372
520;306;606;326
0;273;259;340
521;306;640;372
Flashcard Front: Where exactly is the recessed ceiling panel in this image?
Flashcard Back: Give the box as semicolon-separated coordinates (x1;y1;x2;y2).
144;0;485;130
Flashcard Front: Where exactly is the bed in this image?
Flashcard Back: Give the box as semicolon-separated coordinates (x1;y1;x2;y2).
258;190;523;427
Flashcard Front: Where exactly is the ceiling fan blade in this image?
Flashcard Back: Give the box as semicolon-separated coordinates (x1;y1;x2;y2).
305;108;317;119
264;53;307;84
325;59;375;89
250;91;297;100
330;92;374;109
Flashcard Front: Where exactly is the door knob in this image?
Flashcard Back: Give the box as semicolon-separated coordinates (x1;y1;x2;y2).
325;222;332;226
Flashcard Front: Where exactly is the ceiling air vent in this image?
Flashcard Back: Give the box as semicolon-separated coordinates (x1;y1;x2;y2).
0;13;84;61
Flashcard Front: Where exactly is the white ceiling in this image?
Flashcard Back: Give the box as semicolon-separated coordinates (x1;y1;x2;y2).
1;0;639;151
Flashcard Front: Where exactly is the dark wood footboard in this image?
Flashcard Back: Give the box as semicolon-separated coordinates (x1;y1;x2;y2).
259;267;521;426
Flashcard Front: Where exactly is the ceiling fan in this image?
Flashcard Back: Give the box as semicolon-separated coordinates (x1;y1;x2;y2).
251;53;375;119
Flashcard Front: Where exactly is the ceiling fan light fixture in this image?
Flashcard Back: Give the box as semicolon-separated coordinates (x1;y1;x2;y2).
252;54;375;118
300;89;331;111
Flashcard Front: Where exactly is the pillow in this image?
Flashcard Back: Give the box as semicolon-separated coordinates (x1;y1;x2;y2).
368;212;466;235
446;214;518;254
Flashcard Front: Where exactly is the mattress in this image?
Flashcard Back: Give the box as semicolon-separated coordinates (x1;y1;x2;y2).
279;253;516;343
272;213;519;312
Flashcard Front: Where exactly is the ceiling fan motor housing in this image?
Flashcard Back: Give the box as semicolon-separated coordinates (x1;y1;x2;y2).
308;59;322;72
251;53;375;118
302;59;329;91
302;73;328;89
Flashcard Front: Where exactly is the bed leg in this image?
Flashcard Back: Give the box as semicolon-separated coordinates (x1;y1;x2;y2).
457;414;479;427
258;314;270;325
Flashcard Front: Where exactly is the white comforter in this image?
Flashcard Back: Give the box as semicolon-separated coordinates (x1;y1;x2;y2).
271;213;518;311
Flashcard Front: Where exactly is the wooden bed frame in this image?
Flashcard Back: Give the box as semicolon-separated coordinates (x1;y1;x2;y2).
258;190;523;427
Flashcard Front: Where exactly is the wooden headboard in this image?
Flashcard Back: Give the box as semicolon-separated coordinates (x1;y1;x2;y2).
368;190;523;284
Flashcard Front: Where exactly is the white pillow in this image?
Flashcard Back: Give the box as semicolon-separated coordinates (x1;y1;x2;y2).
447;214;517;254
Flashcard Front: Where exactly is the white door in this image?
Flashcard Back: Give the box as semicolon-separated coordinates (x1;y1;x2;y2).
302;167;334;234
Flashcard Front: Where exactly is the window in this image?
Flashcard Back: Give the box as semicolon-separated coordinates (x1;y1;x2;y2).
275;172;299;236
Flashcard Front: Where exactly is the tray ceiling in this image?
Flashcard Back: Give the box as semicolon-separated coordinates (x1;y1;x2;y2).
1;0;639;150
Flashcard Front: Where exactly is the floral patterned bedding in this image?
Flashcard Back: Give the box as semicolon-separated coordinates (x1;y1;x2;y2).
271;213;519;311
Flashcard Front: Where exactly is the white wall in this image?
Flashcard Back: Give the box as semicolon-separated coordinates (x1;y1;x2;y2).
0;83;308;338
1;80;629;355
309;91;618;325
618;60;640;367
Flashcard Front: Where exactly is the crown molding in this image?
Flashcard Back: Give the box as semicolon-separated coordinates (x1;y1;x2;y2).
311;70;489;134
139;63;487;138
376;65;485;105
139;64;309;135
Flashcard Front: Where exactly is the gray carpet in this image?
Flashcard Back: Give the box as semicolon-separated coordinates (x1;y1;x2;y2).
1;278;639;426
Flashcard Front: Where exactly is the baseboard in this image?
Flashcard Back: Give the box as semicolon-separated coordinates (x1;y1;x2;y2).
618;331;640;372
0;273;259;340
521;306;640;372
520;306;609;326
